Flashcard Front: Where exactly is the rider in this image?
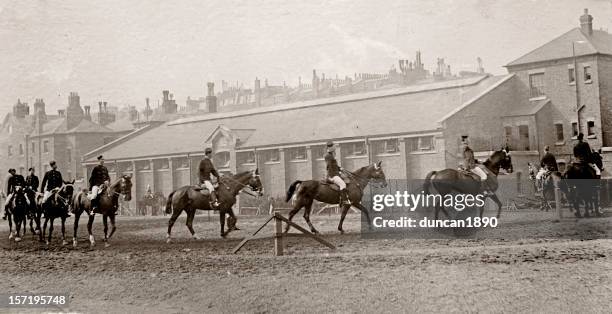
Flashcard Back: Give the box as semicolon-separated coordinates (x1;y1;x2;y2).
25;167;39;215
40;161;71;218
536;145;558;181
87;155;110;212
573;133;600;176
3;168;27;220
199;147;220;208
325;141;351;205
145;184;154;198
462;141;490;194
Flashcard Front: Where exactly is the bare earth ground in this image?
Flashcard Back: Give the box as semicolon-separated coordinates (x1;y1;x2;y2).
1;208;611;314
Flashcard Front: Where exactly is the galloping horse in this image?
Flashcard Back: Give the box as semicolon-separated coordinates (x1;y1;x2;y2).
424;149;513;219
71;175;133;247
39;182;75;245
284;161;388;234
6;186;29;242
165;169;263;242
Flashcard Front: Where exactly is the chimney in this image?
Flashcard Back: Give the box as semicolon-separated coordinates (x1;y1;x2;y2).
98;101;103;113
103;101;108;112
206;82;217;113
66;92;84;130
162;90;169;101
580;8;593;36
84;105;91;120
312;70;319;97
254;77;261;106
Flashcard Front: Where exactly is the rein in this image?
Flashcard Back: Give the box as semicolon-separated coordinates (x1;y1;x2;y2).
220;173;259;195
341;167;381;188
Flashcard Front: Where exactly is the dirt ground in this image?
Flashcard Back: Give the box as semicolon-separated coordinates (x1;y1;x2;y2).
1;208;611;314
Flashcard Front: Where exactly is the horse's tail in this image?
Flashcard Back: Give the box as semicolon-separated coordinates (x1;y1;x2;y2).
165;190;176;214
285;180;302;202
424;171;437;194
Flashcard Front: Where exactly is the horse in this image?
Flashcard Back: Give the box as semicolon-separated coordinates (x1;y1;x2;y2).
284;161;388;234
527;163;556;211
165;169;263;242
423;149;513;219
71;175;133;248
560;160;600;218
6;186;29;242
25;187;42;237
39;182;75;245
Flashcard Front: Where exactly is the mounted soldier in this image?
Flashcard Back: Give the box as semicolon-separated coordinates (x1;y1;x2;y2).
199;147;220;208
461;141;490;193
3;168;28;220
40;161;71;218
25;167;39;215
536;145;558;187
573;133;600;176
87;155;110;212
324;141;351;205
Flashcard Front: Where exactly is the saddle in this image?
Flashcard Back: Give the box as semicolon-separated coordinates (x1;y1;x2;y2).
458;167;480;181
192;183;218;196
319;173;351;191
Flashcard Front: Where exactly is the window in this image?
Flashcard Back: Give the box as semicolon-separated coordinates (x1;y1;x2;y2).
31;142;35;154
345;142;366;156
584;66;592;82
312;146;326;159
238;151;256;164
555;123;564;142
19;144;23;156
518;125;530;151
8;145;12;157
136;160;151;170
43;140;49;153
288;147;307;161
568;68;575;84
67;148;72;163
587;120;596;137
373;139;399;155
571;122;579;137
407;136;435;152
529;73;545;98
263;149;279;162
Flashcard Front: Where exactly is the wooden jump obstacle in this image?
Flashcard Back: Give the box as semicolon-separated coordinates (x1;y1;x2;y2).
232;212;336;256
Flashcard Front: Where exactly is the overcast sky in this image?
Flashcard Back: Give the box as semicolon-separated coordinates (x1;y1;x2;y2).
1;0;612;117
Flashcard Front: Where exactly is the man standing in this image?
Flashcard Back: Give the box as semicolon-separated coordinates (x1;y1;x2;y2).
87;155;110;212
40;161;71;217
325;141;351;205
199;147;220;208
3;169;27;220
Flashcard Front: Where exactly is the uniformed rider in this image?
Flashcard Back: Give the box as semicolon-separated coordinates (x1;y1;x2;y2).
462;141;490;193
40;161;71;217
3;168;27;220
199;147;220;208
325;141;351;205
573;133;600;176
87;155;110;212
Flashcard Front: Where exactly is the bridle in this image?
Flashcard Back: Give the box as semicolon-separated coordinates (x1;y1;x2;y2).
341;164;387;188
220;172;263;196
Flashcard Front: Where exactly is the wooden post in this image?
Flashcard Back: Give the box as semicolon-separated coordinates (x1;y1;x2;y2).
274;215;284;256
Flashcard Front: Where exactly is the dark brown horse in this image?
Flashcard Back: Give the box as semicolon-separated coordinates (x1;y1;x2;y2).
165;169;263;242
423;150;513;219
284;161;387;234
6;186;29;242
71;175;133;248
39;182;75;245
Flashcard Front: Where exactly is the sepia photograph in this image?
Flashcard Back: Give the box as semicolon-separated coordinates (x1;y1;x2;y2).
0;0;611;313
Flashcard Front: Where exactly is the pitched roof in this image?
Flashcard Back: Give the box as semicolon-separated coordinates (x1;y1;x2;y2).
31;118;115;136
104;118;136;133
83;75;513;162
504;98;551;117
506;28;612;67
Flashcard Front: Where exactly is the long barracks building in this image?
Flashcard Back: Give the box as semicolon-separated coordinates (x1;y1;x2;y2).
83;9;612;209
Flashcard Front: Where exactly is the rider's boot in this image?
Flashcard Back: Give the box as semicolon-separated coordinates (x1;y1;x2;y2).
341;189;351;205
2;207;7;220
90;197;98;215
210;191;220;209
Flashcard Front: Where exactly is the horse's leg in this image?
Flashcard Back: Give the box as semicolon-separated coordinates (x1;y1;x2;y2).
186;209;197;239
73;212;81;247
61;217;68;246
303;200;318;234
489;193;503;219
219;210;226;238
87;214;96;247
102;214;109;243
41;216;48;242
338;204;351;233
227;207;239;230
284;199;304;233
14;215;22;242
8;213;14;240
47;218;54;245
351;203;372;232
166;208;182;243
108;213;117;239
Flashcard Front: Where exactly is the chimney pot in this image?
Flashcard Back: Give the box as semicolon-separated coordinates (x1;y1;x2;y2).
580;8;594;35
